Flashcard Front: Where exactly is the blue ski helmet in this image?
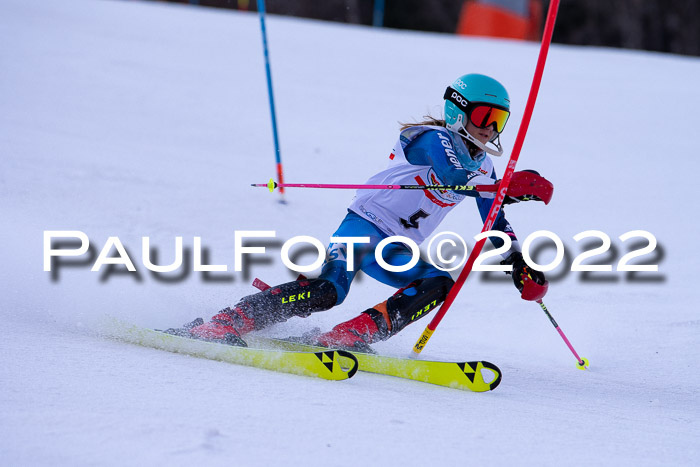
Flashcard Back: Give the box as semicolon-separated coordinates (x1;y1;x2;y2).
444;74;510;156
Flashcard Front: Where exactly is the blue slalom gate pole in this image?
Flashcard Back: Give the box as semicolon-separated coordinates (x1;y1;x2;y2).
373;0;385;27
258;0;286;202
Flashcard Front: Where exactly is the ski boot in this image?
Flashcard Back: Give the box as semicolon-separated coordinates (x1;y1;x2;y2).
312;276;454;351
312;313;379;353
186;278;338;345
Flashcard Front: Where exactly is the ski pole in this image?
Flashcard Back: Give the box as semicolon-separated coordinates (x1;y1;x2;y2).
252;177;553;204
537;300;589;370
252;178;497;193
411;0;562;357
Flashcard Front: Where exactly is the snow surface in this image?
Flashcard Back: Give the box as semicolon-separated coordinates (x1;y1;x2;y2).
1;0;699;465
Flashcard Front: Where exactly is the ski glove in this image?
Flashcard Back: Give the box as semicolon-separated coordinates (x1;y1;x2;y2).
500;251;546;293
503;194;537;205
499;170;554;205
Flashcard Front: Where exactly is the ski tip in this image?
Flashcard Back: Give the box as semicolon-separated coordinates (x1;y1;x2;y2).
479;361;502;391
335;350;359;379
576;357;590;370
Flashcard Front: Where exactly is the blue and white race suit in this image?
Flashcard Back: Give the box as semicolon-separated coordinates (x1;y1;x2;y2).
320;125;520;304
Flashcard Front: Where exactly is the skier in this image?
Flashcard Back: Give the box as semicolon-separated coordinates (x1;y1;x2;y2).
176;73;550;351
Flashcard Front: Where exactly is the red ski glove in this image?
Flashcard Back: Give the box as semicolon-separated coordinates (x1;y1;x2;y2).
500;170;554;205
501;251;549;301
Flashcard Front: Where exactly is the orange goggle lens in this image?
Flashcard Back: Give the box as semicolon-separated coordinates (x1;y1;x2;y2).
469;105;510;133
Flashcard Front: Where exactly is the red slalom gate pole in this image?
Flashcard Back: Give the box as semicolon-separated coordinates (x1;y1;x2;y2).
411;0;561;356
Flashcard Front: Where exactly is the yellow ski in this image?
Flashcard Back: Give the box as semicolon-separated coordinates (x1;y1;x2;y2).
246;336;501;392
103;318;358;381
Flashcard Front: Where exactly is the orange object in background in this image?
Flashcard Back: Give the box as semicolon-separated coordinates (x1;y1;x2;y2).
457;0;542;41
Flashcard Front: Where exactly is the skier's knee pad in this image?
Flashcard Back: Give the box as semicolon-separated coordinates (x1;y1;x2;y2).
363;275;454;340
241;278;338;329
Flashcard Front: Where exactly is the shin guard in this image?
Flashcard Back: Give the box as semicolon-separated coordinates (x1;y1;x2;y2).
237;278;338;330
364;276;454;341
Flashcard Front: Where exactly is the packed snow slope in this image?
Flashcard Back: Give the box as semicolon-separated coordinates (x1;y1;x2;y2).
1;0;699;465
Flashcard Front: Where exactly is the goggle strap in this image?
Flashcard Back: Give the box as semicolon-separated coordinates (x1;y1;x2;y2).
444;86;469;112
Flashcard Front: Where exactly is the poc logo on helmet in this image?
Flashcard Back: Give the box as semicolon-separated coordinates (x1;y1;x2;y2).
451;91;468;107
454;79;467;89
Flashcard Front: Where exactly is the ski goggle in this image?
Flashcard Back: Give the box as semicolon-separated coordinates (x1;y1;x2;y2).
468;104;510;133
444;86;510;133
